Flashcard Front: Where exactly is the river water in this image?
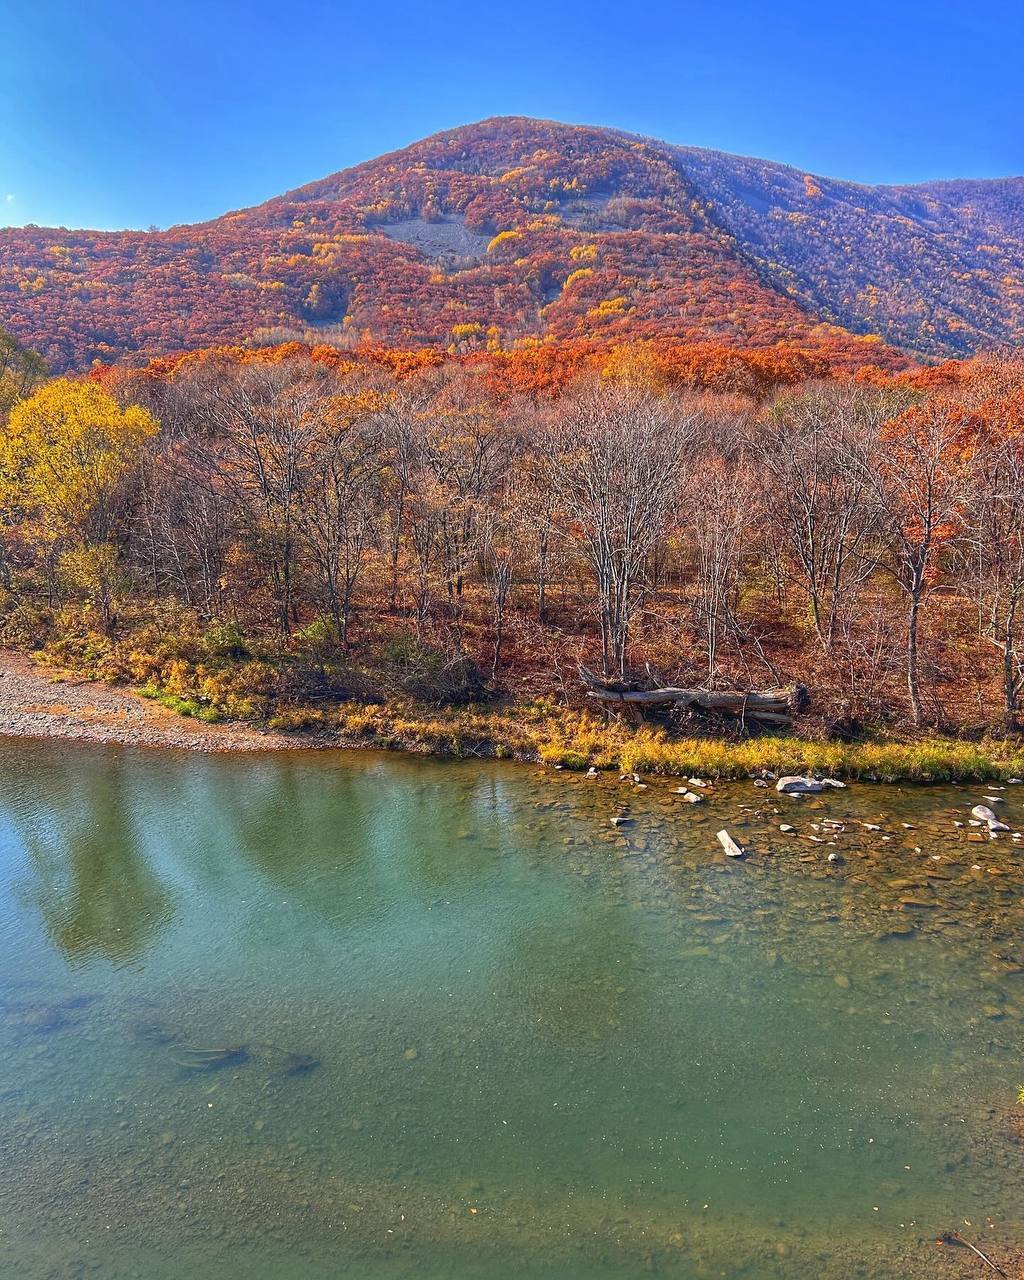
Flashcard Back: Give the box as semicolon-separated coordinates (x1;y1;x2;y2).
0;738;1021;1279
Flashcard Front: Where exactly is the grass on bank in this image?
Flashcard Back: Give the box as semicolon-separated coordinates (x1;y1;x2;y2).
273;699;1024;783
11;605;1024;783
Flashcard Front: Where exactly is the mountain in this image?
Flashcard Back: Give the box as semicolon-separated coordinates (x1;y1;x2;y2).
1;117;1022;371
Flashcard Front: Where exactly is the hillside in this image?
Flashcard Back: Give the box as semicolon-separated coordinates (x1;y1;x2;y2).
1;117;1021;370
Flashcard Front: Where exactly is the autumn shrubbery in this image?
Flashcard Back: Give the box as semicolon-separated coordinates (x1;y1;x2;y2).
1;334;1023;783
377;631;487;706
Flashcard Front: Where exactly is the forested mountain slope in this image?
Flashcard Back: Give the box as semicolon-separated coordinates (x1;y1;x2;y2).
667;144;1024;357
1;117;1020;370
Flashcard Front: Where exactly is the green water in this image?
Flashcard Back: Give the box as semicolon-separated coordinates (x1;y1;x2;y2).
0;739;1021;1279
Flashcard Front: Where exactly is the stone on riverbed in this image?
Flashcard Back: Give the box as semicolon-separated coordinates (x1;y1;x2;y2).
776;776;847;795
716;830;748;859
777;776;825;794
972;804;1010;832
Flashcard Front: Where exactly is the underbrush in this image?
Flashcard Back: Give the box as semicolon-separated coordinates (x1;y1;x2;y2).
4;600;1024;782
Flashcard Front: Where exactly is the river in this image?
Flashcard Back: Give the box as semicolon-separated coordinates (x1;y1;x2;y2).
0;738;1020;1278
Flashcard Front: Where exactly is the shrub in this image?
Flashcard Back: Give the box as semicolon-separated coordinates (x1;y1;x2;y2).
201;620;249;660
381;632;486;705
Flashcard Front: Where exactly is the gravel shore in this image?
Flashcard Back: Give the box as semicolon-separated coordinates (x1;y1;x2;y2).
0;651;316;752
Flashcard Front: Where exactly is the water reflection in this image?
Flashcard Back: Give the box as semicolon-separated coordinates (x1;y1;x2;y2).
9;750;174;964
0;740;1021;1280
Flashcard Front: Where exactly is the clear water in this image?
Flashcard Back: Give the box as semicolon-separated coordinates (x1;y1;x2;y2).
0;738;1021;1279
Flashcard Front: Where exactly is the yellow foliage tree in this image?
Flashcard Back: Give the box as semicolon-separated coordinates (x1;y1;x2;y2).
0;379;157;628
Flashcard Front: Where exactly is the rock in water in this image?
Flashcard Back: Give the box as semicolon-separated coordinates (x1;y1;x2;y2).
776;776;826;794
716;830;747;859
972;804;1010;832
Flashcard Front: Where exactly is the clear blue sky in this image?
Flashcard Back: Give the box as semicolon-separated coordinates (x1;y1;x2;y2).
2;0;1021;231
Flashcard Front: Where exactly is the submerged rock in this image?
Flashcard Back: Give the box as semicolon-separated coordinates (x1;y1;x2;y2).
716;830;747;859
777;776;826;794
972;804;1010;832
776;776;846;795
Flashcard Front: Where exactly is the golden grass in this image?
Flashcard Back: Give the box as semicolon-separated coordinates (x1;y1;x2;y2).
25;633;1024;783
290;699;1024;783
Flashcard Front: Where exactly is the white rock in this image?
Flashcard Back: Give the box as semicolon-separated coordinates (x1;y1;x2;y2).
974;804;1010;832
776;776;826;794
779;823;795;833
716;829;747;858
682;791;703;804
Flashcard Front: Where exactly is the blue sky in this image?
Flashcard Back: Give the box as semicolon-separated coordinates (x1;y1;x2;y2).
2;0;1021;230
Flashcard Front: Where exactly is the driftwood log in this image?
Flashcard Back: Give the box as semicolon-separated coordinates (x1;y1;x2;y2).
580;667;808;730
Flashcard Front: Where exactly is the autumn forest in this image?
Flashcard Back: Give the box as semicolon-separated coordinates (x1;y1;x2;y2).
1;118;1024;768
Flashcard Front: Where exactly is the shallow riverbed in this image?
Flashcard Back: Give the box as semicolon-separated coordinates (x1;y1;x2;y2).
0;739;1021;1279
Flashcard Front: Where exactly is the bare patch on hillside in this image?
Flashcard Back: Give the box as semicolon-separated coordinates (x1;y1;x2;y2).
375;216;491;261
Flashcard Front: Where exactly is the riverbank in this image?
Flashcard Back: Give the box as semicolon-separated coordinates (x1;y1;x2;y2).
3;648;1024;781
0;652;314;752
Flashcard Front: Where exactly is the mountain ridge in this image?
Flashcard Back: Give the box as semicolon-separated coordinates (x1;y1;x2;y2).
2;116;1022;370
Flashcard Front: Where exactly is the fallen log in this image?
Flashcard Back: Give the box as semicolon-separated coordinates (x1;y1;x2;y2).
578;668;807;729
584;685;801;721
587;687;785;707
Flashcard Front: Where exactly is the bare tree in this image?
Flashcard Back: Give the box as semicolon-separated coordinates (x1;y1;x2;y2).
295;387;387;648
687;451;749;685
965;429;1024;727
856;398;974;726
551;382;694;676
206;359;335;635
752;383;898;650
479;504;516;680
